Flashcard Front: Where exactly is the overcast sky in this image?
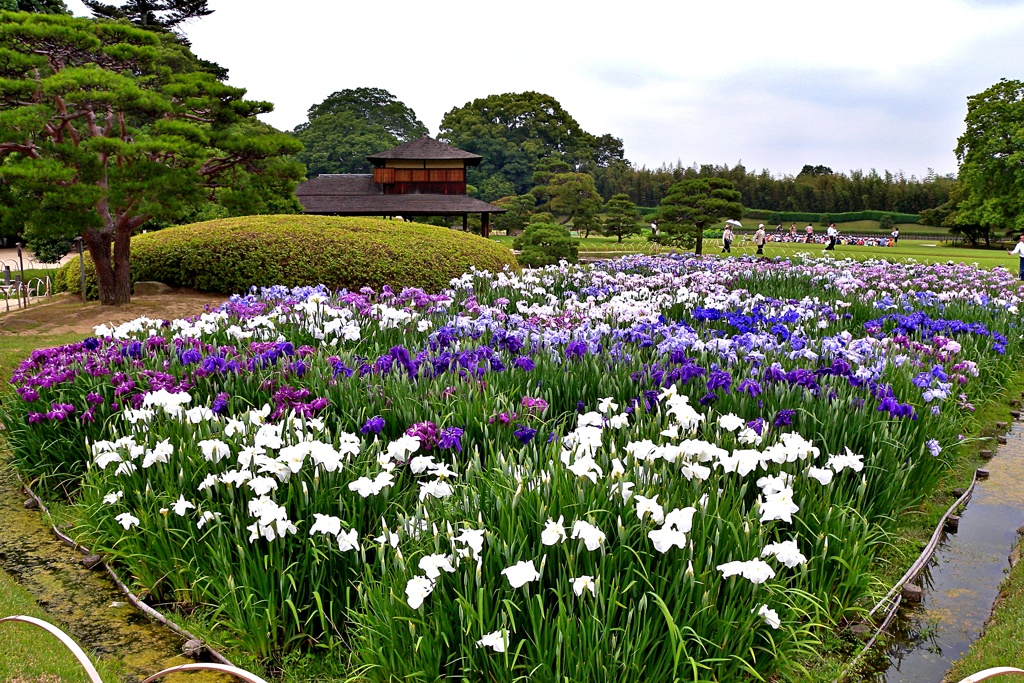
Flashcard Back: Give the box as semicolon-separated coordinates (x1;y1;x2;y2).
65;0;1024;177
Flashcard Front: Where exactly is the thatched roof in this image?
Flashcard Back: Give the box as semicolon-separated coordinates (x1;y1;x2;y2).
366;136;482;165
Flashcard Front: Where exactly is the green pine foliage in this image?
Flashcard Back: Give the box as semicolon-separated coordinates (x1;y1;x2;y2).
512;223;579;267
54;215;519;299
650;178;744;254
601;193;642;242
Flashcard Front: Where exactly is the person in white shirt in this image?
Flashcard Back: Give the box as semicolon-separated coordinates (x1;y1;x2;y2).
825;223;838;251
1008;235;1024;280
754;224;767;255
722;226;733;253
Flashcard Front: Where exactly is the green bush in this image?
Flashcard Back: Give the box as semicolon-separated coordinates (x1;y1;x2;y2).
743;209;921;224
513;222;579;267
55;215;519;298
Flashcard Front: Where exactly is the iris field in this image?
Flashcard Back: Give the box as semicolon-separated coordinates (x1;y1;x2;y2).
4;254;1022;681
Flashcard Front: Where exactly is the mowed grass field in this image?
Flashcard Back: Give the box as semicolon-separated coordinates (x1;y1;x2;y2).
492;222;1021;271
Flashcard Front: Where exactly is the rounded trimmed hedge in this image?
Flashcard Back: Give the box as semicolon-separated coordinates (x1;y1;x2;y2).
55;215;519;298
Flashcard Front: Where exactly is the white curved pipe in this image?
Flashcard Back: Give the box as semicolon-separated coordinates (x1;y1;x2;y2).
0;615;103;683
140;662;270;683
955;667;1024;682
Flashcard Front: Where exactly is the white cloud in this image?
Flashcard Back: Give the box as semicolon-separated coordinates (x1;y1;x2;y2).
62;0;1024;175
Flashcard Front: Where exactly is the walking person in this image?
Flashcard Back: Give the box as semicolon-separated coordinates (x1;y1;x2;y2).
805;224;814;243
1008;235;1024;281
825;223;838;251
754;224;767;256
789;224;797;241
722;226;733;253
891;227;899;244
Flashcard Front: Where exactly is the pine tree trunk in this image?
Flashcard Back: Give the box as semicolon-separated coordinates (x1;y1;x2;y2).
83;225;132;305
695;226;704;255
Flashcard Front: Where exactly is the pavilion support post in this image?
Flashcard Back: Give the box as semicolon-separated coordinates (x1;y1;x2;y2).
462;214;468;231
481;213;490;238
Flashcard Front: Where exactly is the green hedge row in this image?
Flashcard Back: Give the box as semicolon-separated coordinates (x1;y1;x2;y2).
742;209;921;224
55;215;519;299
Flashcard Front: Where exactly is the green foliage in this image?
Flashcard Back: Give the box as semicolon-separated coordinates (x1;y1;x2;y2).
743;209;922;224
879;214;894;232
0;0;67;12
955;79;1024;239
80;0;212;31
492;194;535;236
601;193;641;242
25;234;74;263
293;88;427;176
546;172;602;237
512;222;579;266
592;162;955;217
650;178;743;254
54;215;519;298
438;92;623;195
0;12;303;304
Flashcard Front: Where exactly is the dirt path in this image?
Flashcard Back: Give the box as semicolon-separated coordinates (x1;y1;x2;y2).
0;291;227;337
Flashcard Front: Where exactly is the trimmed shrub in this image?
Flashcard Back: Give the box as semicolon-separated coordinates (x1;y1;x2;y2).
513;223;578;267
55;215;519;298
743;209;921;224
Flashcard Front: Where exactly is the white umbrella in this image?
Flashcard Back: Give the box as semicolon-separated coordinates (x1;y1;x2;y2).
725;219;742;227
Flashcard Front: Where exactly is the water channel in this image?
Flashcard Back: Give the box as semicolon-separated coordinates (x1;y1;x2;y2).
0;463;226;682
867;424;1024;682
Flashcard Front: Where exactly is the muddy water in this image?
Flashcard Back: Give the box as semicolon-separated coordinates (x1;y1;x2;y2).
870;425;1024;682
0;465;227;683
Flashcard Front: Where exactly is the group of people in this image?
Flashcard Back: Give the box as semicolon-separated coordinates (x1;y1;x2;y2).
721;223;898;254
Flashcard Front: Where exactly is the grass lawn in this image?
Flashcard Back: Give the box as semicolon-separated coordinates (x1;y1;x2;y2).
0;568;121;683
492;232;1019;271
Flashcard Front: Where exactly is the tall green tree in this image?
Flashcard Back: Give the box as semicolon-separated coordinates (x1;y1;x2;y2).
493;194;535;236
0;12;302;304
293;88;427;176
601;193;641;242
546;172;602;237
0;0;68;13
650;178;743;255
438;92;623;195
954;78;1024;239
81;0;212;31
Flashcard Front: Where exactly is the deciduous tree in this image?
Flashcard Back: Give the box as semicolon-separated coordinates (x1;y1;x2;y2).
439;92;622;195
0;12;302;304
650;178;743;255
954;78;1024;239
293;88;427;176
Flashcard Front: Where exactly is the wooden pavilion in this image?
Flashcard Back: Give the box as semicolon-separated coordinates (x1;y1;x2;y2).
294;136;505;237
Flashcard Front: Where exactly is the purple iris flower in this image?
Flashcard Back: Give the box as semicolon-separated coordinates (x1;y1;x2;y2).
773;409;796;427
406;421;439;450
513;356;536;371
514;426;538;445
211;392;230;416
361;416;385;435
438;427;464;452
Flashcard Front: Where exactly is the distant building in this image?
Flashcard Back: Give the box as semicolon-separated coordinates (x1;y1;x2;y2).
294;136;505;237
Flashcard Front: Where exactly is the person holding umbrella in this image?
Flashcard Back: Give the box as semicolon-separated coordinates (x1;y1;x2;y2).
723;219;741;254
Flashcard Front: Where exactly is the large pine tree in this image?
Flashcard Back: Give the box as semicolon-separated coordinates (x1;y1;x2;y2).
81;0;212;31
